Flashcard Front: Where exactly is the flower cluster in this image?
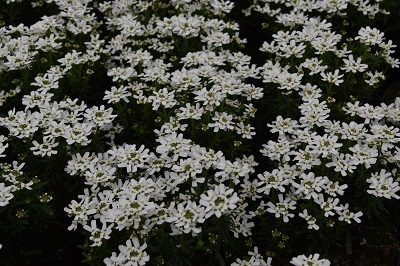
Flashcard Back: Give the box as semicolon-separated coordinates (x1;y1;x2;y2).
250;0;400;235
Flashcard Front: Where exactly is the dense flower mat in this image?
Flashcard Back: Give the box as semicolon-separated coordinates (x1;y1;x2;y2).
0;0;399;265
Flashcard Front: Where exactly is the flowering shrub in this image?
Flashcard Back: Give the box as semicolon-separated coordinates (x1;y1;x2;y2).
0;0;399;265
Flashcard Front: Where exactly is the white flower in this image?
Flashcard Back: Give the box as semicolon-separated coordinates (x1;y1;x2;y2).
30;73;60;92
386;56;400;68
257;169;289;195
170;68;201;89
260;41;279;54
200;184;239;219
315;195;342;218
230;212;255;238
242;85;264;100
22;90;54;109
292;172;326;200
201;30;231;47
320;69;344;86
6;111;40;139
277;72;303;92
248;246;272;266
298;99;330;127
65;152;94;176
324;180;348;197
311;35;339;55
299;209;319;230
337;203;363;224
298;83;323;100
369;124;400;147
210;0;235;15
57;50;83;69
84;164;117;187
155;133;192;161
107;67;137;82
321;0;348;13
292;147;322;170
261;60;288;83
104;238;149;266
340;121;367;140
83;219;114;247
177;103;204;120
116;193;156;229
300;58;328;75
267;115;299;136
365;71;385;86
357;103;385;124
342;101;361;116
107;144;150;173
240;178;261;201
290;253;330;266
2;161;25;185
148;87;177;111
260;138;294;162
279;40;306;58
30;138;58;157
341;54;368;73
349;143;378;169
5;49;37;71
193;86;225;111
235;64;260;79
0;183;14;207
366;169;400;199
231;256;260;266
171;158;203;180
84;105;117;127
231;246;270;266
309;134;342;158
208;111;234;132
325;153;356;177
266;194;296;223
63;123;93;146
158;116;187;134
0;142;8;157
215;159;251;185
166;201;206;236
103;86;132;104
64;196;96;230
276;11;308;27
355;26;384;46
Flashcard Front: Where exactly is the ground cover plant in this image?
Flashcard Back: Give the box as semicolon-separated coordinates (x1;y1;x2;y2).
0;0;399;265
